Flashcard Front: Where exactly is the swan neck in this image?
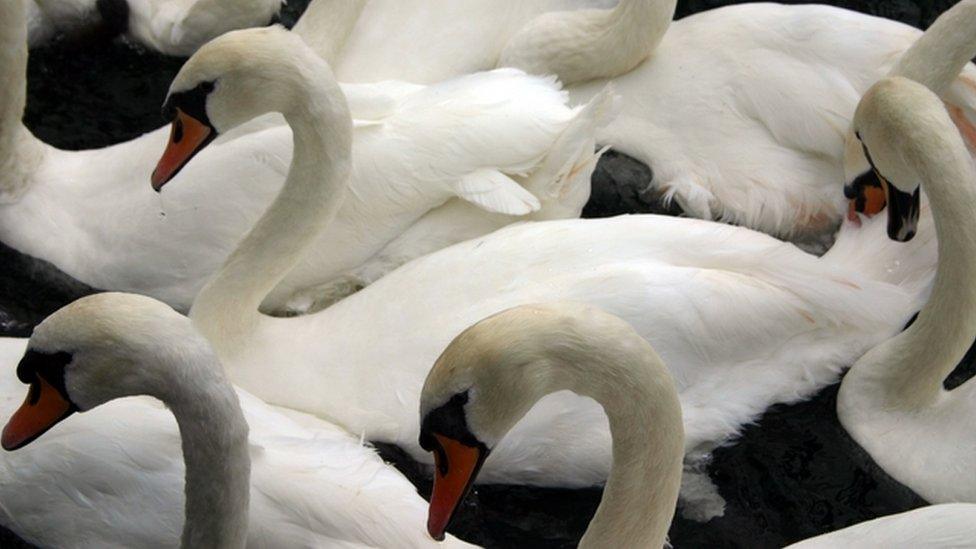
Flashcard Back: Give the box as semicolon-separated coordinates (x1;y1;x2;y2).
583;0;676;77
163;353;250;549
891;0;976;93
533;332;683;547
502;0;674;85
0;0;41;202
292;0;368;64
866;135;976;407
191;72;352;345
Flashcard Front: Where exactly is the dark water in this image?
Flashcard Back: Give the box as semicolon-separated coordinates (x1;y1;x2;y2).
4;0;975;547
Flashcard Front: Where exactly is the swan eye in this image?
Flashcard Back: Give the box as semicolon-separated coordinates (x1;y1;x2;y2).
172;118;184;144
16;350;72;386
13;350;74;404
26;383;41;406
431;438;449;476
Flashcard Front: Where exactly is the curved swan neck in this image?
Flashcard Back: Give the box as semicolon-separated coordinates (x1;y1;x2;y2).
575;356;682;548
518;314;683;547
0;0;43;202
856;124;976;408
500;0;675;85
891;0;976;93
291;0;368;64
190;58;353;345
165;354;251;549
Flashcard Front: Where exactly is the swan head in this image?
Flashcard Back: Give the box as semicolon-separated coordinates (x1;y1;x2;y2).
853;77;934;242
419;303;621;540
843;130;889;221
1;292;212;451
151;25;335;190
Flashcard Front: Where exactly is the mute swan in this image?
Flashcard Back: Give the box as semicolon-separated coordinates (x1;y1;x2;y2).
306;0;976;243
0;293;475;548
418;303;976;546
1;0;608;314
158;26;936;519
28;0;282;55
837;77;976;504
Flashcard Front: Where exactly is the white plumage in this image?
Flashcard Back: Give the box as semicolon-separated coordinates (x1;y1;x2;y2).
28;0;283;55
838;77;976;505
306;0;976;243
786;504;976;548
144;29;938;519
0;295;475;549
1;0;611;315
416;305;976;548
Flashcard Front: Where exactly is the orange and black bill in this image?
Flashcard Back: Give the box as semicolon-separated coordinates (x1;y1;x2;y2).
151;108;216;192
2;377;76;451
845;170;887;218
426;433;488;541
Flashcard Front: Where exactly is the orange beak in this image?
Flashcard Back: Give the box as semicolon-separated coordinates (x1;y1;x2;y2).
859;178;888;216
151;108;215;192
426;433;487;541
2;377;76;451
847;174;888;219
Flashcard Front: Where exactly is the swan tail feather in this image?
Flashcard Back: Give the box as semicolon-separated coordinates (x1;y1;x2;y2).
522;85;619;217
453;169;541;215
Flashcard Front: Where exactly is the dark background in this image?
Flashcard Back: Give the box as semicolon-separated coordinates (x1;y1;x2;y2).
3;0;973;547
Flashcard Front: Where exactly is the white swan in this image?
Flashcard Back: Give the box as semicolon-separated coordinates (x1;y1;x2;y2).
837;76;976;504
417;302;976;546
1;0;608;314
419;302;684;547
159;27;937;519
0;293;475;548
302;0;976;244
27;0;283;55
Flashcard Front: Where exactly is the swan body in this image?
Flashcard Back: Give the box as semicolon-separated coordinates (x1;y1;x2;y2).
2;0;607;314
0;294;475;548
28;0;283;55
838;77;976;504
160;32;938;514
310;0;976;243
418;305;976;547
